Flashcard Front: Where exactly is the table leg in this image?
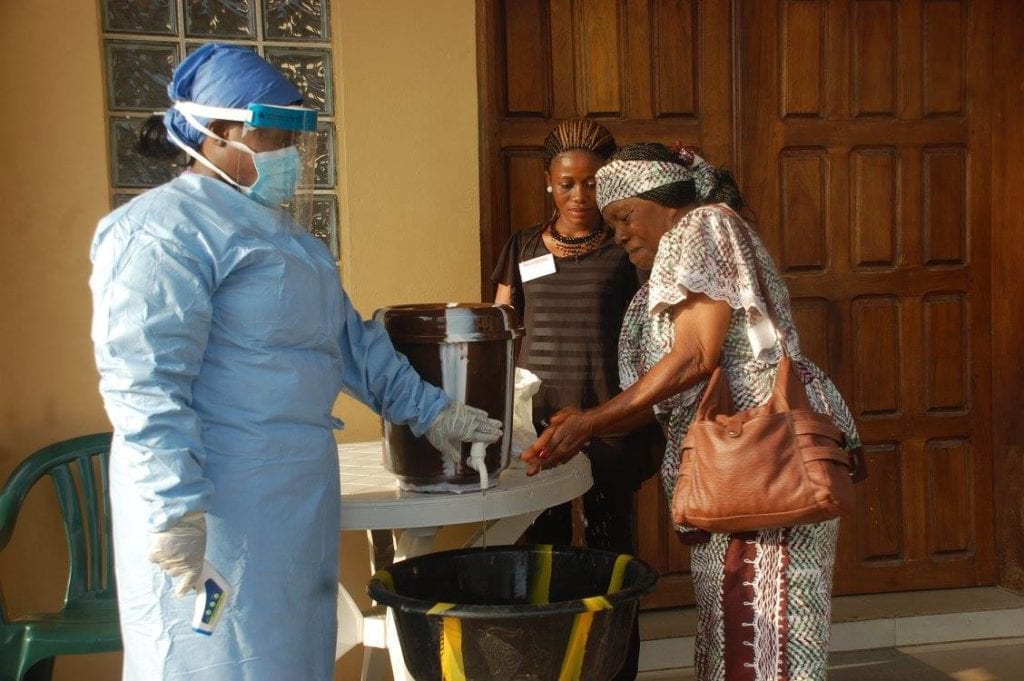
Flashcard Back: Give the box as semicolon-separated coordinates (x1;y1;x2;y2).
385;608;414;681
393;526;439;561
368;529;394;572
360;642;391;681
357;530;393;677
336;581;363;659
359;526;440;681
466;509;544;548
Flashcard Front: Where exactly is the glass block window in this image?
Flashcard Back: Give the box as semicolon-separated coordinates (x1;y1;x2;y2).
100;0;339;259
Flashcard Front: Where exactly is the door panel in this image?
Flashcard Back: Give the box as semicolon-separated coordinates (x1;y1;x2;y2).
737;0;994;594
478;0;995;606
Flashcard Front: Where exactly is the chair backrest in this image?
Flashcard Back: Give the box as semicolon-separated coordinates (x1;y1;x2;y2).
0;433;115;606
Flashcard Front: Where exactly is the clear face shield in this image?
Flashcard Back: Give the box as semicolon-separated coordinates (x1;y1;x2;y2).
169;101;319;230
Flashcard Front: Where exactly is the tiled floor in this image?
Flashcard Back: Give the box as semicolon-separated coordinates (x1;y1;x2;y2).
636;588;1024;676
636;637;1024;680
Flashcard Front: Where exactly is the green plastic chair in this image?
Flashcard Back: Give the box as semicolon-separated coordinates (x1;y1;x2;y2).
0;433;121;681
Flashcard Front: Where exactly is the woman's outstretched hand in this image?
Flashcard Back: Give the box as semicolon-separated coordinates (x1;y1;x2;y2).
520;407;596;476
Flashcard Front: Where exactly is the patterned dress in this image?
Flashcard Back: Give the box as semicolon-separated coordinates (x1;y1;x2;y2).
618;205;861;681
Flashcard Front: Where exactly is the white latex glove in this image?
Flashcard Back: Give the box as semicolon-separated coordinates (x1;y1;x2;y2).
426;402;503;463
148;511;206;597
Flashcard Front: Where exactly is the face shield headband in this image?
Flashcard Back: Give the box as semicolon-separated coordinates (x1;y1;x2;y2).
172;101;317;133
596;149;717;211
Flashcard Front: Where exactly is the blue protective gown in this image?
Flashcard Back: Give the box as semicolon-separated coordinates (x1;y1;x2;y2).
90;172;449;680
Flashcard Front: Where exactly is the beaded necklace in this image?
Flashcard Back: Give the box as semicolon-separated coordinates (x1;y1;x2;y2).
547;218;605;261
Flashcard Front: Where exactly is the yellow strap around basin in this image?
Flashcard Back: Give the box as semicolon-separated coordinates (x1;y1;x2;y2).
440;616;465;681
581;596;612;611
374;569;395;592
557;611;595;681
428;602;456;615
607;553;631;594
529;544;554;605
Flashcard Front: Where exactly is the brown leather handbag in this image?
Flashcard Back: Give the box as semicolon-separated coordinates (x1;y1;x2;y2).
675;349;865;533
674;225;865;534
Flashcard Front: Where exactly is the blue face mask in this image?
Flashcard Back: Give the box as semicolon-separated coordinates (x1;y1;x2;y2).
168;107;307;209
243;146;302;207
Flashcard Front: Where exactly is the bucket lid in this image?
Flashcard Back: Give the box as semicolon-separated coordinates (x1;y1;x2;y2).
372;303;524;343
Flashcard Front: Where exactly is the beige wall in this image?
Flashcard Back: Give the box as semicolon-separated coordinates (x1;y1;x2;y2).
0;7;111;472
0;1;479;679
334;0;482;443
0;2;120;676
333;2;481;678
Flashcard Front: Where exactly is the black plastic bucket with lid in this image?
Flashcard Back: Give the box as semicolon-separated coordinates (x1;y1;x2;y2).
373;303;523;492
367;545;658;681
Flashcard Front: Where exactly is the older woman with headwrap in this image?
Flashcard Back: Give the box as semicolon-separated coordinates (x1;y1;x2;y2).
90;43;501;680
522;143;861;680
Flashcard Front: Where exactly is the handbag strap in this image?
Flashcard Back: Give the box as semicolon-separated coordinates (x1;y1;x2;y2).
725;207;791;359
715;209;868;480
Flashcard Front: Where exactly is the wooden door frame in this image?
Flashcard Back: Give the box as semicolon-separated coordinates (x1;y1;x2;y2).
476;0;505;300
991;2;1024;594
476;0;562;301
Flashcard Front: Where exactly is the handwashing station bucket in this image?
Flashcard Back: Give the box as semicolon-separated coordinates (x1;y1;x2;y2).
373;303;523;492
368;545;658;681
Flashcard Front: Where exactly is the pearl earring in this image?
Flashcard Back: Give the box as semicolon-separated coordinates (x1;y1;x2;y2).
546;186;553;194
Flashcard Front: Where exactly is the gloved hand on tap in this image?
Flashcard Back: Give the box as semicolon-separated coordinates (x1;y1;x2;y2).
426;401;502;462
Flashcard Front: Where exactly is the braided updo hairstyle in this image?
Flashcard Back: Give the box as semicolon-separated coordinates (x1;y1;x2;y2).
542;119;617;168
608;142;744;211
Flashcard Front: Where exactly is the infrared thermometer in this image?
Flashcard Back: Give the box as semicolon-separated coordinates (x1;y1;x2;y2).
192;562;231;635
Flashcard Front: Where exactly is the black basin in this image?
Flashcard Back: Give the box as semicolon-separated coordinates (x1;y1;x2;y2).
367;545;659;681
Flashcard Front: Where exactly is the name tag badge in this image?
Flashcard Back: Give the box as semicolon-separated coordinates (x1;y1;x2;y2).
519;253;557;283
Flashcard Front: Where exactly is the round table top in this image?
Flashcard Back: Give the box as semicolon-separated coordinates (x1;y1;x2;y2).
338;441;593;530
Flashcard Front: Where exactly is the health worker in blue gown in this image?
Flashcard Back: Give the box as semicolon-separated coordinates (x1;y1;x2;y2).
89;43;501;681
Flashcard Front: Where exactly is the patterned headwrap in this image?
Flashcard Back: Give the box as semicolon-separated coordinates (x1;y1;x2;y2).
596;146;717;211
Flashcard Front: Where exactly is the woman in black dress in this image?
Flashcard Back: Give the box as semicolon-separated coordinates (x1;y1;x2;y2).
492;119;652;681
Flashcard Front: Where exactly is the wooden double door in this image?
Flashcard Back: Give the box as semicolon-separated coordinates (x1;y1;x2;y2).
478;0;995;607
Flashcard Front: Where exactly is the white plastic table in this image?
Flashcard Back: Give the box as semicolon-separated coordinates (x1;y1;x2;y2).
335;441;593;681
